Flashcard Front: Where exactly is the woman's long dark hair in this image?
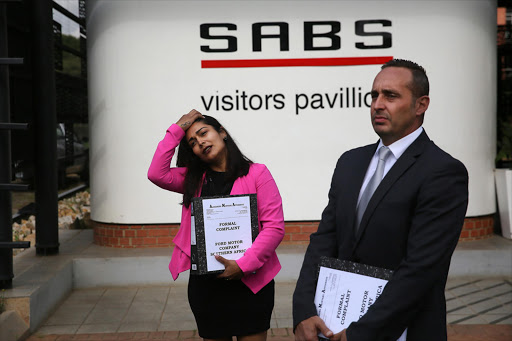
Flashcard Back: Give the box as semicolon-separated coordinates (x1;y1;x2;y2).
177;115;252;207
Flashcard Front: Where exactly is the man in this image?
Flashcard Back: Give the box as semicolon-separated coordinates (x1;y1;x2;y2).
292;59;469;341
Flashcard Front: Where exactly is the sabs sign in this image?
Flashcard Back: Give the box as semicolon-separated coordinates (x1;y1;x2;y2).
200;20;392;52
199;20;392;115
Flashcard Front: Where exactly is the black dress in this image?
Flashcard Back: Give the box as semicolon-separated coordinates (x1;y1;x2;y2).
188;170;275;339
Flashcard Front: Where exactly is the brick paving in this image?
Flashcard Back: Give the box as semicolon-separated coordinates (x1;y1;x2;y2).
33;278;511;337
14;232;510;341
24;325;512;341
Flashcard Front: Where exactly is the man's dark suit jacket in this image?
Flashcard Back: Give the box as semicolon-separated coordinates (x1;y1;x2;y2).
293;131;469;341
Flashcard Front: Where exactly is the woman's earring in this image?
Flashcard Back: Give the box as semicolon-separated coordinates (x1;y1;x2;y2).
223;137;227;141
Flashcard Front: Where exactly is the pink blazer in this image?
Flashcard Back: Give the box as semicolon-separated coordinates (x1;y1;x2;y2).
148;124;285;293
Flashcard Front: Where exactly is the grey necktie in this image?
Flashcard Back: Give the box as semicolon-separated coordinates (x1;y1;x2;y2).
355;146;392;231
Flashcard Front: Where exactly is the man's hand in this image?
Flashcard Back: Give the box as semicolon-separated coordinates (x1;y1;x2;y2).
176;109;203;132
215;255;244;280
330;329;347;341
295;316;333;341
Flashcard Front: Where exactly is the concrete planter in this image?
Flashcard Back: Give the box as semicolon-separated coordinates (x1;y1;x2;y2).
0;310;29;341
495;168;512;239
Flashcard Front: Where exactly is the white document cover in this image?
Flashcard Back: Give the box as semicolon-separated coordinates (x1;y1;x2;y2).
315;257;407;341
190;194;258;275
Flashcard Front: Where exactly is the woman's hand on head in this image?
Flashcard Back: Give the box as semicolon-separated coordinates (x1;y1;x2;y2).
215;255;244;280
176;109;203;131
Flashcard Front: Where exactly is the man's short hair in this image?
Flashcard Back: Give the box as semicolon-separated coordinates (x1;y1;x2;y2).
382;59;429;99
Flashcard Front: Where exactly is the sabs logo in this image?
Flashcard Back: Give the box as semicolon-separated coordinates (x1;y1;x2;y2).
200;20;392;52
199;20;392;115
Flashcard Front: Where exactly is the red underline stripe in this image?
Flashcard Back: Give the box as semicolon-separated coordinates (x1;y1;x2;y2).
202;56;393;68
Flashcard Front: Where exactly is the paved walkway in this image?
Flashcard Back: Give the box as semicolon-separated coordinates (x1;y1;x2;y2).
8;230;510;340
24;325;512;341
27;277;511;340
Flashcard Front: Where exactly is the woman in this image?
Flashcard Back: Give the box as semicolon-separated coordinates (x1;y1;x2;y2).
148;109;285;341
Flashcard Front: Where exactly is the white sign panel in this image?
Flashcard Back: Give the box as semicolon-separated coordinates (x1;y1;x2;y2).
87;0;497;223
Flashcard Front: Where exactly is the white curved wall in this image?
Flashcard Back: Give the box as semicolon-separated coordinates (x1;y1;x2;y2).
87;0;496;224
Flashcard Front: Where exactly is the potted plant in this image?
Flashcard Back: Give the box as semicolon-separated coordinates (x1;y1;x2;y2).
495;39;512;239
495;116;512;239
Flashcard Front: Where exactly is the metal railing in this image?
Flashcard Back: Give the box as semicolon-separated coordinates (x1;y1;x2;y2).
0;0;30;289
